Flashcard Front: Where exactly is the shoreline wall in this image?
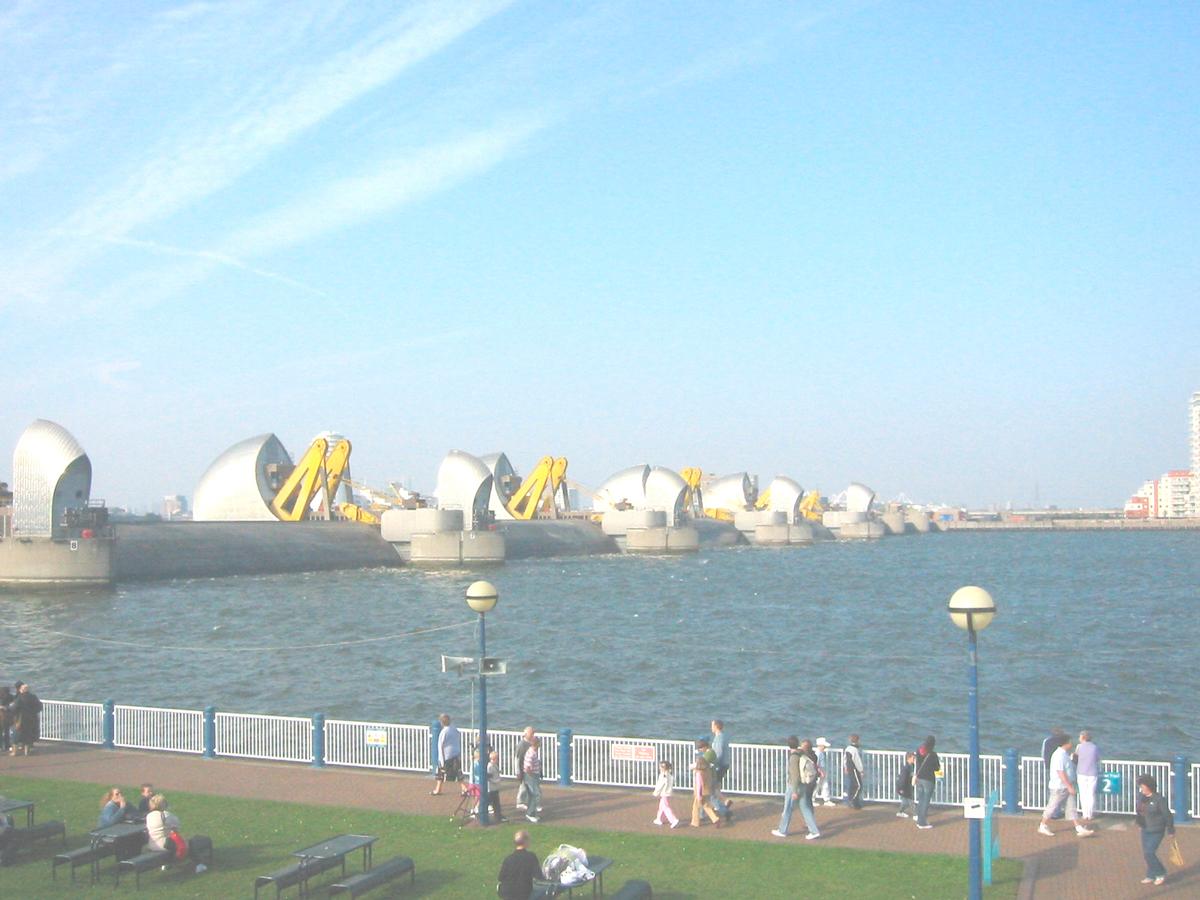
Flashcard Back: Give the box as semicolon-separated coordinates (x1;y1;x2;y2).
113;521;402;580
944;518;1200;532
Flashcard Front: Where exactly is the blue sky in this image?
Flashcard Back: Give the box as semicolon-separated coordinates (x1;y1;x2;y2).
2;0;1197;510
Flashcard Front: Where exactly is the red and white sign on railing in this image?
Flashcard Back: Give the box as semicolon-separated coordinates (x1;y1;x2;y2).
610;743;656;762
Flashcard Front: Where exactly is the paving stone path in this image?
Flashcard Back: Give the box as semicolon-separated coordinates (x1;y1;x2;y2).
4;744;1197;898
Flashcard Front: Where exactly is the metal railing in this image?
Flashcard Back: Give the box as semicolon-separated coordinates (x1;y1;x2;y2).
324;720;429;772
572;734;699;791
35;700;1196;818
114;705;204;754
39;700;104;744
457;728;560;782
1193;764;1199;822
1020;756;1175;817
215;712;311;763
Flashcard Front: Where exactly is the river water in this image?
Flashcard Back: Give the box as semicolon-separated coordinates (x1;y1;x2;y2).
3;531;1196;761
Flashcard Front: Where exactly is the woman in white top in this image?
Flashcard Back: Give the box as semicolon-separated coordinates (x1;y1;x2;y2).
143;793;181;853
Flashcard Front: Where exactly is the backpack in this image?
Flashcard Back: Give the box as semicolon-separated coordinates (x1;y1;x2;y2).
167;830;188;860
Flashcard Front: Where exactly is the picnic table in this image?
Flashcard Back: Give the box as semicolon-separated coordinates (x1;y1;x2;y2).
89;822;148;846
534;856;614;897
292;834;378;897
0;797;35;828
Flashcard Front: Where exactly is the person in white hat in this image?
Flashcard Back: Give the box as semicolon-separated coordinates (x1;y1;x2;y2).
814;738;835;806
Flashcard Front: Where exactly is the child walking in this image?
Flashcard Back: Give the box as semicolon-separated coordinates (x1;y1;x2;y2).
896;751;916;817
487;750;506;822
652;760;680;828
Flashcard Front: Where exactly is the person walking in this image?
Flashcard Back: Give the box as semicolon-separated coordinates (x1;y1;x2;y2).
430;714;462;795
1075;730;1100;824
11;682;41;756
710;720;733;822
522;736;543;823
1134;774;1175;887
896;751;916;818
913;735;940;830
801;739;820;804
1041;727;1066;768
486;749;506;822
690;744;721;828
1041;726;1067;819
497;830;540;900
697;737;731;823
843;734;865;809
1038;733;1094;837
772;736;821;839
514;726;534;811
651;760;680;828
0;685;12;754
814;737;835;806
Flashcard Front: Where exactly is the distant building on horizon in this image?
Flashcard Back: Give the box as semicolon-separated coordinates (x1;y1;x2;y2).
1192;391;1200;484
162;494;189;520
1124;391;1199;519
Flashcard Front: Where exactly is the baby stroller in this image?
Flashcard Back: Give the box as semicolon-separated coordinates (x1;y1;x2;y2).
452;783;481;825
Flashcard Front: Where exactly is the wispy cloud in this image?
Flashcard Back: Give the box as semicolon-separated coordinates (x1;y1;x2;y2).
154;2;222;25
64;0;514;238
96;360;141;387
228;116;544;258
54;232;330;297
2;0;515;308
83;116;543;311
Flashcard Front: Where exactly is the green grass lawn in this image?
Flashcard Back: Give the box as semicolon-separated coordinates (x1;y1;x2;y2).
1;774;1022;898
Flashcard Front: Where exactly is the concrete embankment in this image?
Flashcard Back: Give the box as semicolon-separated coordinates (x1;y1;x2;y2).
944;518;1200;532
114;520;401;580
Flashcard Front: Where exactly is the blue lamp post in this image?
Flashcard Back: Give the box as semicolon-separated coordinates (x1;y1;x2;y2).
466;580;499;826
948;585;996;900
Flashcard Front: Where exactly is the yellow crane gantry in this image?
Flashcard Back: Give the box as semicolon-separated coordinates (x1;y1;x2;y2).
505;456;570;519
269;437;352;522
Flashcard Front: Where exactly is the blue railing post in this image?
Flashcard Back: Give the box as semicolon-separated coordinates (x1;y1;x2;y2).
1172;755;1190;824
311;714;325;769
102;699;115;749
430;718;442;775
1003;748;1020;814
203;706;216;759
558;728;572;787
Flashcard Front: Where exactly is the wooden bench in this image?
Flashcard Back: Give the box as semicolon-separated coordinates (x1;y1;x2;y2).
51;843;109;884
329;855;415;896
13;819;66;850
254;854;342;899
115;848;172;888
611;880;652;899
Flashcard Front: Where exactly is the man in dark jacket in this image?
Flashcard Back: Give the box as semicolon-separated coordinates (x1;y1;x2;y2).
913;736;940;829
497;830;540;900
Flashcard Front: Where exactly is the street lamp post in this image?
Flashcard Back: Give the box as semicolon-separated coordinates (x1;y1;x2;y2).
948;585;996;900
466;580;499;826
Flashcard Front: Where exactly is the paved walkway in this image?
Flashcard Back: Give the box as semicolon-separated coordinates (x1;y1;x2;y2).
4;744;1197;898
